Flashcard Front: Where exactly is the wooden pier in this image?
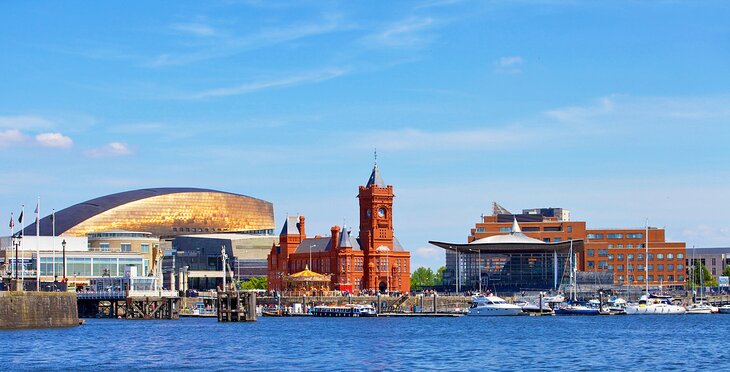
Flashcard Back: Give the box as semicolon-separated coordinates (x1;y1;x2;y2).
77;291;180;320
217;291;256;322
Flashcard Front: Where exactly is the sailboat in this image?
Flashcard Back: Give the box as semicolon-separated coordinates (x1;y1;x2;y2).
554;240;600;316
686;249;713;314
625;220;686;315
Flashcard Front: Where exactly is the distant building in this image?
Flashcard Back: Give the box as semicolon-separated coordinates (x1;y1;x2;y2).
433;204;687;290
686;247;730;278
167;234;278;291
23;187;275;238
267;162;411;294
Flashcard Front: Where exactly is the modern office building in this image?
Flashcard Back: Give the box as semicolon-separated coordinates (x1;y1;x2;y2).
433;203;687;290
167;233;278;291
267;163;411;294
23;187;275;238
685;247;730;278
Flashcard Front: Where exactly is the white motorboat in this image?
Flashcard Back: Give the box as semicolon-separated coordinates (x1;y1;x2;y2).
468;294;523;316
718;305;730;314
625;294;686;315
686;302;713;314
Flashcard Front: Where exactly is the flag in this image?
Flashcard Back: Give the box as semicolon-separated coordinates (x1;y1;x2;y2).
35;200;39;223
50;209;55;223
9;213;14;229
18;210;23;224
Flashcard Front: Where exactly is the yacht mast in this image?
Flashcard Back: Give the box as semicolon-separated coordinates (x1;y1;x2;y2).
645;219;649;295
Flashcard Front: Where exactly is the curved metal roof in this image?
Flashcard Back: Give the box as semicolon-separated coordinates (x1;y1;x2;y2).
23;187;268;236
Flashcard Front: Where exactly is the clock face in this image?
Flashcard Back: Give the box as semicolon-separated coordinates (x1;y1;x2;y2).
378;208;386;218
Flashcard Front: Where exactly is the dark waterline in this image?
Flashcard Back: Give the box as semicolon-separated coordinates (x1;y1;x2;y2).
4;316;730;371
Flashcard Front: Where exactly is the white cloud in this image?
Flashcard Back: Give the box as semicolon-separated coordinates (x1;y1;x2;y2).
188;68;346;99
415;246;443;259
495;56;525;73
0;129;29;147
545;96;615;122
364;17;436;48
35;133;73;148
85;142;134;158
171;22;217;37
0;115;54;129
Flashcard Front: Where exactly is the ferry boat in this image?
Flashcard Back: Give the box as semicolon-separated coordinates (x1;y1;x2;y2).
468;294;523;316
312;304;377;317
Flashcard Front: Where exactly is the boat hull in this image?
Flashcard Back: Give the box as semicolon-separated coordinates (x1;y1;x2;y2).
468;306;523;316
554;308;600;316
625;305;685;315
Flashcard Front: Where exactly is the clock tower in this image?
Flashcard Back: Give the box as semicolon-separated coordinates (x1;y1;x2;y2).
358;159;394;290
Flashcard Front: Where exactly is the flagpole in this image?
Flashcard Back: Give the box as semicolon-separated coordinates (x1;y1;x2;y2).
52;209;56;280
36;197;40;291
20;205;24;282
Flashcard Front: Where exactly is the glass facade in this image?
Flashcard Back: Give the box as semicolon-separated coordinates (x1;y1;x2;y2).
39;257;145;277
63;191;274;237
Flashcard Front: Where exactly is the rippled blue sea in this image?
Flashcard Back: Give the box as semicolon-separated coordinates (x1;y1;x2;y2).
4;315;730;371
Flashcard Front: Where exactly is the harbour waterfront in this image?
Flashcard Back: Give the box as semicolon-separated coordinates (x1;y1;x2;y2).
4;316;730;370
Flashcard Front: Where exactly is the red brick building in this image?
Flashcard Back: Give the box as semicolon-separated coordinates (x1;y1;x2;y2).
267;163;411;294
468;205;687;287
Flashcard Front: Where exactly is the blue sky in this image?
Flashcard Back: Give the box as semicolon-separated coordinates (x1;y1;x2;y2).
2;1;730;271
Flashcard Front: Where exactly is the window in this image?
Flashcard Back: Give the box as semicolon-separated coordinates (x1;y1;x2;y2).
554;237;562;243
618;275;624;281
607;265;614;271
121;243;131;252
627;233;643;239
587;261;595;268
476;227;485;233
608;244;614;249
677;264;683;270
638;275;644;281
100;243;110;252
712;257;717;265
667;264;674;271
657;254;664;260
638;254;643;260
567;226;573;233
658;275;663;282
627;244;633;249
617;264;624;270
617;244;623;248
678;275;684;281
648;275;654;281
637;264;644;270
628;275;634;282
598;249;608;257
667;253;674;259
608;254;614;260
677;253;684;259
628;254;634;260
598;261;608;269
544;226;561;232
499;227;510;232
587;249;595;257
141;244;149;253
543;238;551;243
668;275;674;281
587;233;604;239
657;264;664;271
607;233;623;239
648;254;654;260
648;264;653;270
712;268;717;275
618;254;624;260
628;264;634;270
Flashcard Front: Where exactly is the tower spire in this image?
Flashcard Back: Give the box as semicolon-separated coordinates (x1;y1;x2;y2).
366;151;385;187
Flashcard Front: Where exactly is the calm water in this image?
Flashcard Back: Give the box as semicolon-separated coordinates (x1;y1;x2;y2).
3;315;730;371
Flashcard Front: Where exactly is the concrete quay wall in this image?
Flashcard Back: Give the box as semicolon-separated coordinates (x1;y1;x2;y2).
0;292;79;329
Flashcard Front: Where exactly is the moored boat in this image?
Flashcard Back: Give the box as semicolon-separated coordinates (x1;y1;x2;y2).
718;305;730;314
625;294;686;315
468;294;523;316
312;304;377;317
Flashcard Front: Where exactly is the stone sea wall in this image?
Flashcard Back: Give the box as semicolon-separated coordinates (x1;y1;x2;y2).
0;292;78;329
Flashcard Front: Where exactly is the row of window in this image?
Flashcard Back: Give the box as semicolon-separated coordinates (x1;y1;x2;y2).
587;262;684;272
587;233;644;240
586;250;683;260
96;243;149;253
480;226;574;233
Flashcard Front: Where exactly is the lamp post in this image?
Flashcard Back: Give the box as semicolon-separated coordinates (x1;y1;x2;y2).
470;248;482;294
13;236;20;280
62;239;67;281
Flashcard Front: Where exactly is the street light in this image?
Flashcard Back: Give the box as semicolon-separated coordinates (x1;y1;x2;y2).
62;239;67;281
469;248;482;294
13;235;20;280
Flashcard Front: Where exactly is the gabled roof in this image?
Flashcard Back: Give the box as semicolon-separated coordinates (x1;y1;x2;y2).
366;164;385;187
293;236;361;254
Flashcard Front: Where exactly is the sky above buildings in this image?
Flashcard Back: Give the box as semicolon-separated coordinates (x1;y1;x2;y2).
2;1;730;271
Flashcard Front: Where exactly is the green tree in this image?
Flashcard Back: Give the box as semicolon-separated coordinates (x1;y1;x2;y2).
436;266;446;285
239;276;268;290
688;260;718;288
723;265;730;278
410;267;436;290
